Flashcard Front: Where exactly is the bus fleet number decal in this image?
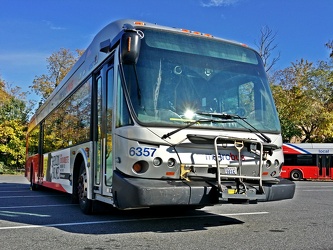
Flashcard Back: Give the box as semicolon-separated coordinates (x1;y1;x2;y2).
129;147;156;157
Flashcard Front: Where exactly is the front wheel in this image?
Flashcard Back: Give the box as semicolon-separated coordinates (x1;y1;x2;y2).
77;162;93;214
290;169;303;181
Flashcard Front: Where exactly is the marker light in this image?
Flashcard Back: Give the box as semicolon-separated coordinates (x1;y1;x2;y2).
84;147;90;157
134;21;145;26
180;29;212;38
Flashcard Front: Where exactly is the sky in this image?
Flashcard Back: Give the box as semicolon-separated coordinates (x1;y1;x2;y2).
0;0;332;102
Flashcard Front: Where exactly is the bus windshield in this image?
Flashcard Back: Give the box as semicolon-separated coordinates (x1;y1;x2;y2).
122;28;281;133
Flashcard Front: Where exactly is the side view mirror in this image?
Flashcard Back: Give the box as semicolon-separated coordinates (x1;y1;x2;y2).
120;31;141;64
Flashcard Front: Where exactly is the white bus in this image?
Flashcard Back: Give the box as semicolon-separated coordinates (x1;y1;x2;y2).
26;19;295;214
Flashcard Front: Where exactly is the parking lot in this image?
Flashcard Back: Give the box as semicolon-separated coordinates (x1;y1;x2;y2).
1;175;333;250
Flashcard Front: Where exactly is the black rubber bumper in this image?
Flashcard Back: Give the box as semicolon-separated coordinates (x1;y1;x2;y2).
260;178;296;201
112;171;218;209
112;171;295;209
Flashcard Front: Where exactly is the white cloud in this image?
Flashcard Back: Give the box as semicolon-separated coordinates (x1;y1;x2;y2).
43;20;66;30
201;0;239;7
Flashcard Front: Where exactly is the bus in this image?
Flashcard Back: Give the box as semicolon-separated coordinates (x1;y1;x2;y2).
25;19;295;214
282;143;333;181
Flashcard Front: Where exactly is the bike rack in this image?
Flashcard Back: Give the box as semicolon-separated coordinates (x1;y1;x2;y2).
213;135;265;200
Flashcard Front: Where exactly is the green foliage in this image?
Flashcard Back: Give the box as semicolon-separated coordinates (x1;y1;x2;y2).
30;48;84;102
1;48;85;173
0;80;31;172
271;58;333;142
0;78;8;100
0;120;27;170
0;96;29;123
1;48;84;174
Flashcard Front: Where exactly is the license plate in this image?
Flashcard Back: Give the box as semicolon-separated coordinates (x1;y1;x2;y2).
224;167;237;175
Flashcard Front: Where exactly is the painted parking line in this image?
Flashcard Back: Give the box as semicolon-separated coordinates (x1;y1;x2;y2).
0;211;268;230
0;191;30;193
0;195;67;199
297;185;333;188
0;204;77;209
302;189;333;192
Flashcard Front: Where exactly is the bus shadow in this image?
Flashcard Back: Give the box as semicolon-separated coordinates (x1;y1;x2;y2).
0;180;244;235
58;203;245;235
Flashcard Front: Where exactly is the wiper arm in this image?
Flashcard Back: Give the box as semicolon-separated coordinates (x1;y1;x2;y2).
161;118;232;139
196;111;271;143
196;111;237;120
162;119;212;139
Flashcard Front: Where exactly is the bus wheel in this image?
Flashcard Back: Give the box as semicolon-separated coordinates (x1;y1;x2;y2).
30;167;38;191
78;163;93;214
30;182;39;191
290;170;302;181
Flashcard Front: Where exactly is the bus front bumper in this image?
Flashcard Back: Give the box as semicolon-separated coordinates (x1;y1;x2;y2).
112;171;295;209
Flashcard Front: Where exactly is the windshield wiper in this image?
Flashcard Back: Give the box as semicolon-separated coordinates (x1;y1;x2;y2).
161;118;232;139
196;111;272;143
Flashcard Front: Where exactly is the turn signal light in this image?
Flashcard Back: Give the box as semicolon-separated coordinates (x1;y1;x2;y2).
133;162;142;173
132;161;149;174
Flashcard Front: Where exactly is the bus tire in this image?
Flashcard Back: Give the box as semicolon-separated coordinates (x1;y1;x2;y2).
78;162;93;214
30;182;39;191
290;170;302;181
30;166;38;191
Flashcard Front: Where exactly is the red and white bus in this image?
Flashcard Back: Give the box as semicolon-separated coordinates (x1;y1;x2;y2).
281;143;333;181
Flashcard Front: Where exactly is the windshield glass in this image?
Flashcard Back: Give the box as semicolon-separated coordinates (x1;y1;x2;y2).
122;28;281;133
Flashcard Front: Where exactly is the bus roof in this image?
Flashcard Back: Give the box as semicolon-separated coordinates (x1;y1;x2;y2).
28;19;258;132
283;143;333;154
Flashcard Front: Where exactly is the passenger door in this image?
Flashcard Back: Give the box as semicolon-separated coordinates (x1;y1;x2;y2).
94;61;114;197
318;155;333;178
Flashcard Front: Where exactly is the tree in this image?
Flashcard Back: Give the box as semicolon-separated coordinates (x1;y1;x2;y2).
0;79;32;172
0;86;32;124
255;26;280;73
0;77;9;101
271;84;302;142
30;48;84;102
0;48;84;172
311;60;333;141
326;40;333;58
0;120;26;170
271;59;333;142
